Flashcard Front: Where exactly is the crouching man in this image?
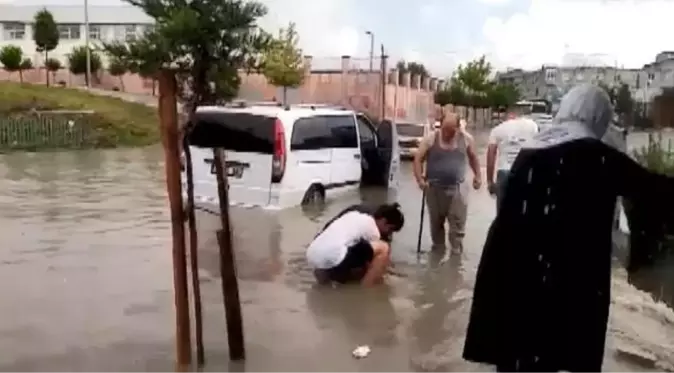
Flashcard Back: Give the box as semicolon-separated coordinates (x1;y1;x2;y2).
306;203;405;287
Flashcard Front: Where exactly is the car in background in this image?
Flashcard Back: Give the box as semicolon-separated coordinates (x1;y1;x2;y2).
512;100;549;116
527;113;554;132
396;122;429;160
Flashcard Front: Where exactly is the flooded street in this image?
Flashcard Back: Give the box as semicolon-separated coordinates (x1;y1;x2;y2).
1;131;673;371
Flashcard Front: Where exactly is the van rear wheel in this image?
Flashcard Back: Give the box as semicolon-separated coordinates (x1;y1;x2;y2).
301;184;325;207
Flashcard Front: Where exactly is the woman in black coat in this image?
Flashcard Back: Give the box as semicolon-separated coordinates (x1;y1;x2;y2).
462;84;674;372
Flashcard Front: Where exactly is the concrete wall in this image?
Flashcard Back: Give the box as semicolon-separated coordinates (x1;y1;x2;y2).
0;55;494;128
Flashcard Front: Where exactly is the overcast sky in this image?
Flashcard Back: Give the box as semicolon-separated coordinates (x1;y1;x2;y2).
3;0;673;76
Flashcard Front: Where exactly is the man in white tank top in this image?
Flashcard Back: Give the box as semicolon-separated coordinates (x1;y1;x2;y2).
306;203;405;286
486;117;539;210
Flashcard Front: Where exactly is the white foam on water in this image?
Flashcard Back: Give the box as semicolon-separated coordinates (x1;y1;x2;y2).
609;273;674;371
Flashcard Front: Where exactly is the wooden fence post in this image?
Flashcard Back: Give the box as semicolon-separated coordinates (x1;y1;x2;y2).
157;69;192;370
212;147;245;360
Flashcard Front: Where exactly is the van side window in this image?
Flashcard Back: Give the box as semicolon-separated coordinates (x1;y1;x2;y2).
325;115;358;148
356;116;376;147
290;117;332;150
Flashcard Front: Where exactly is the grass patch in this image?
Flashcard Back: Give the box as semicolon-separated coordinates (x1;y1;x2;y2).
633;133;674;176
0;82;159;147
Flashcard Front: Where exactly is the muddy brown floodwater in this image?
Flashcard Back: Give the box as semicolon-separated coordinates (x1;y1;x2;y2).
1;131;673;371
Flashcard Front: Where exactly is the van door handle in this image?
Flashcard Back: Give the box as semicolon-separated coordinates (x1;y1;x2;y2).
353;154;361;160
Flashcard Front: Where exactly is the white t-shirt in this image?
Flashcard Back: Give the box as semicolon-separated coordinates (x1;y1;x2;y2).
488;118;539;171
306;211;381;269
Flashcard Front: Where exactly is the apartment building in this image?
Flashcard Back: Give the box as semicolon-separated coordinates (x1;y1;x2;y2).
638;51;674;103
0;4;153;67
497;52;674;107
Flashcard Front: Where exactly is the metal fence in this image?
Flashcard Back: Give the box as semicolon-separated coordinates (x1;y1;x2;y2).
0;111;95;151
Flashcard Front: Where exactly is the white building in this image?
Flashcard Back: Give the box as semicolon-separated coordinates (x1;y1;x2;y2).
0;4;153;67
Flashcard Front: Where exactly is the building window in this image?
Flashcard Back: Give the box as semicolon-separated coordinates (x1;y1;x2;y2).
88;25;101;40
2;22;26;40
545;68;557;82
125;25;137;41
58;24;81;40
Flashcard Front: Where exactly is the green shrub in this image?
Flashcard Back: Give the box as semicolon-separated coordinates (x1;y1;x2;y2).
632;133;674;176
0;81;158;147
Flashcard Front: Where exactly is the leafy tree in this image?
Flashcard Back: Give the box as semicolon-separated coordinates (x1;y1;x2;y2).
454;55;493;118
437;78;468;107
0;45;24;82
615;83;634;116
33;8;59;86
67;46;102;86
108;58;128;91
261;22;305;105
396;60;429;87
45;58;61;82
455;56;492;93
102;0;272;111
20;58;33;70
488;82;520;110
434;89;452;106
19;58;33;83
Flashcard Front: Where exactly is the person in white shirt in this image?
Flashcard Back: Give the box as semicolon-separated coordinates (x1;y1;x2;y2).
306;203;405;287
486;117;539;210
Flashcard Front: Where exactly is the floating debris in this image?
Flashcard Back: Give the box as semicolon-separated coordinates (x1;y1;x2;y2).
352;345;371;359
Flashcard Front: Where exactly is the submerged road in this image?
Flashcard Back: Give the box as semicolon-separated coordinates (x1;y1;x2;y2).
0;131;672;371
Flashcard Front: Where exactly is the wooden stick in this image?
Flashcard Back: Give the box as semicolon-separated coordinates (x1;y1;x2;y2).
212;148;245;360
416;189;426;255
157;69;192;369
183;135;205;365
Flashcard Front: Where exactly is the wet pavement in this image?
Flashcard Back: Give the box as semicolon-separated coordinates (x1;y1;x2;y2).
1;131;673;371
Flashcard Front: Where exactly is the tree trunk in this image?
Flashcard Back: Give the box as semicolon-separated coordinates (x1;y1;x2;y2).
282;86;287;105
19;70;23;83
45;51;50;87
119;76;125;92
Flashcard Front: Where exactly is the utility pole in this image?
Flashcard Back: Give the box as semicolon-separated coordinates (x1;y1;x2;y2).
84;0;91;89
380;44;387;120
366;31;374;72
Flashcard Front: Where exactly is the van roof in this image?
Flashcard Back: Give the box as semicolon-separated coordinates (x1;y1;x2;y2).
196;105;355;118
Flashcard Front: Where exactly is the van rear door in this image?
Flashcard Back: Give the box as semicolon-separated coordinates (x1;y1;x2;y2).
186;110;275;207
377;119;400;188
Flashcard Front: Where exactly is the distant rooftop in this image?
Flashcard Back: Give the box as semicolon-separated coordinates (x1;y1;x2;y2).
0;4;153;24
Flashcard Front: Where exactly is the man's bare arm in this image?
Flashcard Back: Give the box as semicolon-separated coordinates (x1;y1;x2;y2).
464;132;481;180
413;137;431;184
486;144;498;185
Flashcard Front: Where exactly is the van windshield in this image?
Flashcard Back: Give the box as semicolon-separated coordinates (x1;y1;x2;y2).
187;111;276;154
396;123;424;137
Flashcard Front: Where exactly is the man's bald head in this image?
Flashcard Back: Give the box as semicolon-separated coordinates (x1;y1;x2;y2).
437;111;460;140
441;112;459;128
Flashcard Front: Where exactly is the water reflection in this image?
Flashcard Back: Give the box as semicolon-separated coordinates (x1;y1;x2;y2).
0;132;671;370
410;252;467;371
306;284;400;348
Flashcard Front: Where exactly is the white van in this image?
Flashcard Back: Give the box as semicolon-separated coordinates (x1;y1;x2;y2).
182;104;400;209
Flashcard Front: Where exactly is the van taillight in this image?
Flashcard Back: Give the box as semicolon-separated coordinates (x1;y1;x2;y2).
271;119;286;183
